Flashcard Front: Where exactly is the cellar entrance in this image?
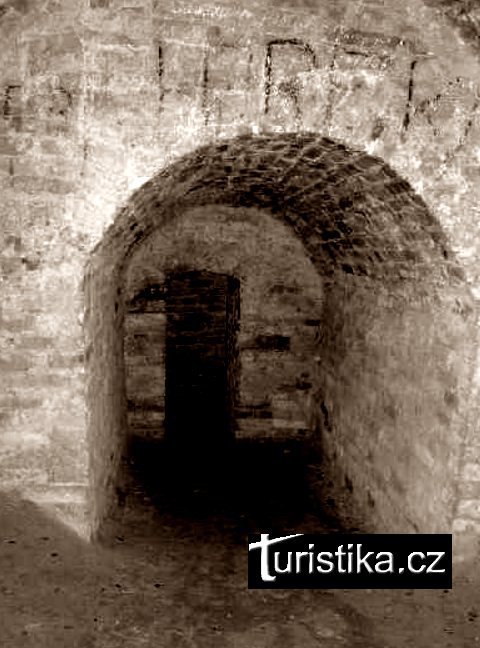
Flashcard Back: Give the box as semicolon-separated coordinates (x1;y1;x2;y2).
86;133;476;541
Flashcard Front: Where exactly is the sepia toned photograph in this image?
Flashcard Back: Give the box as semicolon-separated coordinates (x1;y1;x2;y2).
0;0;479;645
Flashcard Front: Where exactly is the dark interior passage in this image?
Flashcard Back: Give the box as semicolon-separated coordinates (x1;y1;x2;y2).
120;261;334;535
117;207;332;536
155;269;327;533
164;269;240;472
123;435;340;538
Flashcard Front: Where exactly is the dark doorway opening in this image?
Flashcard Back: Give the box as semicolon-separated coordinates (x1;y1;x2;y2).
164;269;240;479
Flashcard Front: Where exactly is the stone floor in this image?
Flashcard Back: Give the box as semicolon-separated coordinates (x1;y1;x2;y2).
0;439;478;647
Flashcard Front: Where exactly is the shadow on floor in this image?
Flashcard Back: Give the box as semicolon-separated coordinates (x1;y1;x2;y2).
120;435;345;538
0;491;378;648
0;486;477;647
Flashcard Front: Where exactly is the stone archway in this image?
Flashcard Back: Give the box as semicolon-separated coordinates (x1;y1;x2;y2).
84;132;476;539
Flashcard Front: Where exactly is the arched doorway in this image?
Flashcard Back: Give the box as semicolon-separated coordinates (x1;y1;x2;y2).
84;132;475;539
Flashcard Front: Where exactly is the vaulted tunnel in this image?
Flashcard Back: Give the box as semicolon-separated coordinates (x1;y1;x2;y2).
84;133;476;539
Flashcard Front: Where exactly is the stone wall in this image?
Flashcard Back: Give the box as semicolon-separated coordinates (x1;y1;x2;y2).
1;0;480;557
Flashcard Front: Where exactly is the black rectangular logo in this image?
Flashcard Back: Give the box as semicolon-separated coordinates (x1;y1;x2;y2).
248;533;452;589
